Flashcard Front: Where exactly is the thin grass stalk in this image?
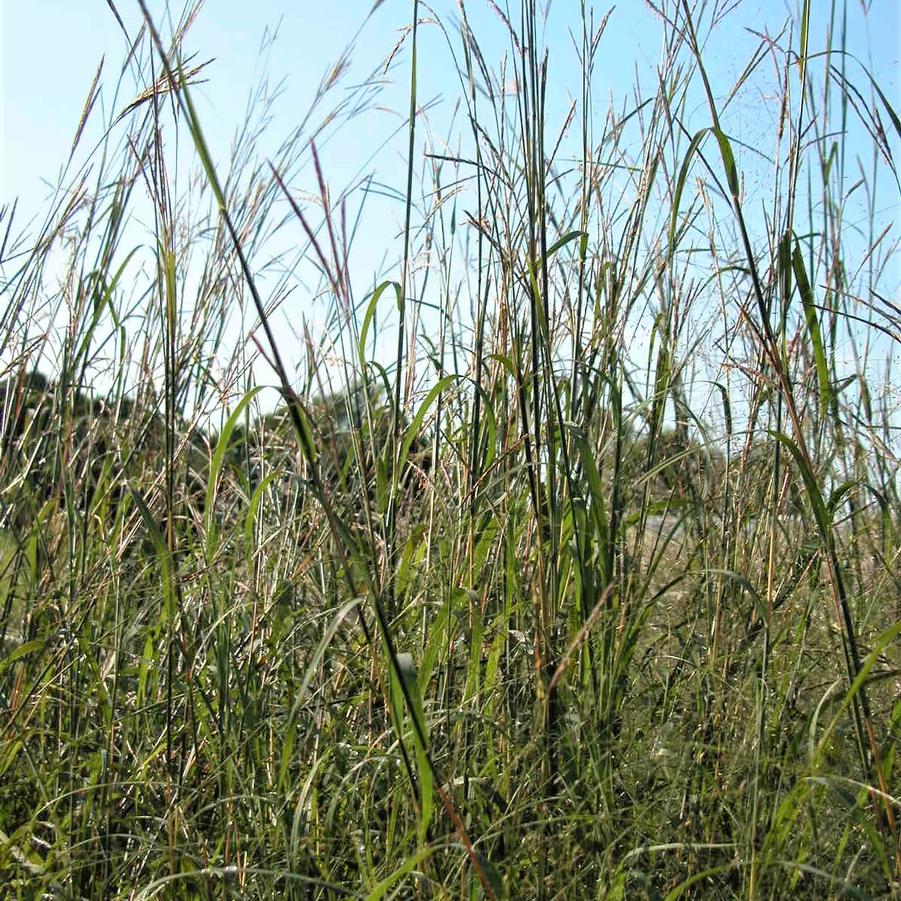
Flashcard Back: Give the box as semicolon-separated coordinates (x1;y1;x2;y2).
678;0;896;862
134;5;502;895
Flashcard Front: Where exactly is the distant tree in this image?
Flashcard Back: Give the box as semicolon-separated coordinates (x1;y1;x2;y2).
613;425;726;510
0;369;209;544
220;377;432;528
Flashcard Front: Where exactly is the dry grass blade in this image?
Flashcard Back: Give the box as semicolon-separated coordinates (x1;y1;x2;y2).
115;56;213;123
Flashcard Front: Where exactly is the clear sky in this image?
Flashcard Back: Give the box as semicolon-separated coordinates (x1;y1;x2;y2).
1;1;898;417
0;1;660;220
9;1;896;219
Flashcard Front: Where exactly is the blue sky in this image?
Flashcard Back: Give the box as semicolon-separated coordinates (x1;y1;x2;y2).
1;1;660;218
3;1;897;254
1;1;396;213
1;1;898;420
3;1;898;220
0;1;671;378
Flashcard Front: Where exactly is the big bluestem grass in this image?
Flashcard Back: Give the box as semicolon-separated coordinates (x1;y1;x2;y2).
0;1;898;898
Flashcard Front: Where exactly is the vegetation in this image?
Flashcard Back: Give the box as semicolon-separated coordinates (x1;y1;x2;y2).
0;1;898;897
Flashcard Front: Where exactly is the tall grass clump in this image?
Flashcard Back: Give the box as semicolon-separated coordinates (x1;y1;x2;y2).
0;0;898;897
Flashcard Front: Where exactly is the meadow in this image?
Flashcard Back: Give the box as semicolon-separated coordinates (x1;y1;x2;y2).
0;1;899;897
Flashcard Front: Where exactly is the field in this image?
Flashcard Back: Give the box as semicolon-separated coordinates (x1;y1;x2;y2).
0;1;899;897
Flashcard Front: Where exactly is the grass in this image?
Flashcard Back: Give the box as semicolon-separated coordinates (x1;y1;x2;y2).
0;0;899;897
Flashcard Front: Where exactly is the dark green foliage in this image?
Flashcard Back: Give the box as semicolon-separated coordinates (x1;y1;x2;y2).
220;378;433;529
0;369;209;542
